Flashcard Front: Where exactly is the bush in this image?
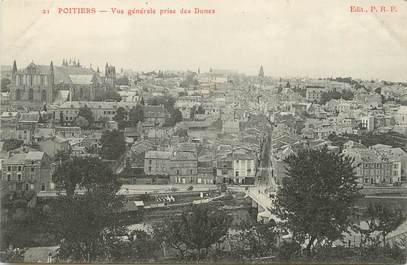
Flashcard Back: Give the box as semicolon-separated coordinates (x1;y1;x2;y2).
277;240;301;260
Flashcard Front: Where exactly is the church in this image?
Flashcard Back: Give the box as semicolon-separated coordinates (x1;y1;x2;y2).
9;59;117;109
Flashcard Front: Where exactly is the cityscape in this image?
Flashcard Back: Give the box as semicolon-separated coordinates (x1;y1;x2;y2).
1;0;407;263
1;60;407;263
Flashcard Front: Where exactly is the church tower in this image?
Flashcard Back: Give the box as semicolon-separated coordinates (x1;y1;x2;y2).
48;61;55;104
258;65;264;78
12;60;17;84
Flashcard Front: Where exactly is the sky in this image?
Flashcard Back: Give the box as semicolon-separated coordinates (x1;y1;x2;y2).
1;0;407;81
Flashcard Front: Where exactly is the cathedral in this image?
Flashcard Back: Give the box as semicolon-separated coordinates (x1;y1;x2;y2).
9;60;117;109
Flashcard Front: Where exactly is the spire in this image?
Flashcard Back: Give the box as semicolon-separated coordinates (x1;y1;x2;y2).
97;66;100;73
50;61;54;72
258;65;264;78
12;60;17;73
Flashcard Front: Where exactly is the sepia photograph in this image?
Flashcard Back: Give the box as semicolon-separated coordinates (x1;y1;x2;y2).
0;0;407;263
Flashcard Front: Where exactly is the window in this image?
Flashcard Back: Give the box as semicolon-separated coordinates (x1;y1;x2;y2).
41;183;45;191
17;174;22;181
7;174;11;181
25;184;29;191
31;167;35;172
394;164;398;169
176;170;180;175
148;166;151;172
7;166;11;171
149;160;152;164
190;169;193;174
18;166;22;171
235;171;239;177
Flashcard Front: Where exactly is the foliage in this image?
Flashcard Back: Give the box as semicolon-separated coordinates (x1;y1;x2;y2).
362;203;405;246
274;147;361;255
230;219;279;260
328;131;407;149
49;190;125;262
155;204;232;261
53;156;120;196
101;129;126;160
2;139;23;151
129;104;144;126
95;90;122;102
0;248;25;262
174;128;188;137
113;107;128;129
1;77;11;92
50;155;125;263
190;105;205;120
276;240;302;260
111;230;160;262
116;76;129;86
74;116;89;129
320;89;354;104
164;108;183;127
59;111;64;126
77;106;94;129
54;149;72;162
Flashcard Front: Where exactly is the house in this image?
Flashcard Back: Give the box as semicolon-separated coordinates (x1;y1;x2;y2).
55;101;139;126
144;150;171;176
222;120;240;134
124;127;141;141
197;155;215;184
169;151;198;184
395;106;407;128
306;86;323;102
1;151;54;193
216;155;233;184
54;126;81;138
342;147;402;185
0;112;18;140
232;151;256;185
38;136;70;158
16;112;40;144
33;128;54;143
143;105;169;126
215;150;255;185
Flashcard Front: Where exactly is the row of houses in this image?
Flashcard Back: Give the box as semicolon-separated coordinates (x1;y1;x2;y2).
143;148;256;185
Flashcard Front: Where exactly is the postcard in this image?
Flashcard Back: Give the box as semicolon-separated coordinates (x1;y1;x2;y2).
1;0;406;264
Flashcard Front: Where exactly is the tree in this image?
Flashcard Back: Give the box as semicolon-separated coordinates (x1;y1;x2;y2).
1;78;11;92
74;116;89;129
50;189;125;262
113;107;128;129
53;156;120;197
50;156;125;262
116;76;129;86
101;130;126;160
230;220;278;260
95;90;122;102
2;139;23;152
78;106;94;128
59;111;65;126
363;203;404;246
129;105;144;127
274;147;361;256
156;205;232;261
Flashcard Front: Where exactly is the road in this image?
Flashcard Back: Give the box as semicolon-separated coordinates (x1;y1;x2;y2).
118;184;218;195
